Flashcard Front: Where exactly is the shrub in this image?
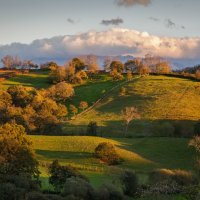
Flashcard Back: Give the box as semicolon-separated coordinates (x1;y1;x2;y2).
26;192;48;200
87;121;98;136
79;101;88;111
182;185;200;200
62;177;94;199
49;160;87;192
94;142;121;165
141;180;181;197
149;169;198;187
119;87;126;96
69;104;78;117
0;183;17;200
95;183;124;200
120;170;139;197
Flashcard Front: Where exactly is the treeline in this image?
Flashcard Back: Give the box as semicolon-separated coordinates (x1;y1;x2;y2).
175;64;200;80
0;82;74;135
1;55;39;69
44;54;172;84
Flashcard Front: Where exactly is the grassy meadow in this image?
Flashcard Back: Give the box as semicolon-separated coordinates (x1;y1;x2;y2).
30;135;196;189
0;71;50;89
65;75;200;137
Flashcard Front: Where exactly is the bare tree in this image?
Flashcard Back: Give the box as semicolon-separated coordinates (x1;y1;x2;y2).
103;57;112;72
122;106;140;136
1;55;14;68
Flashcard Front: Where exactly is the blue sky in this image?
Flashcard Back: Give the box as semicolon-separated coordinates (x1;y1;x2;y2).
0;0;200;44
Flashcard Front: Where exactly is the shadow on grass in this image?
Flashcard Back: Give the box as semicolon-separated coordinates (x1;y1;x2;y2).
63;118;197;138
2;74;50;88
36;149;92;160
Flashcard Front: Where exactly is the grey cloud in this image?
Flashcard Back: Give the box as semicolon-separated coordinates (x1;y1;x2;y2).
149;17;160;22
101;18;124;26
165;19;176;29
67;18;79;24
116;0;151;7
165;18;186;30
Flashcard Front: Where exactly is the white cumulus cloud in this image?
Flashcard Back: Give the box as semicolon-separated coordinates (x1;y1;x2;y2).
0;28;200;63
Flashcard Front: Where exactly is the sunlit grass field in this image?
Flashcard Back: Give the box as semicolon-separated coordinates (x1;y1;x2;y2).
0;71;50;89
65;75;200;137
30;135;195;189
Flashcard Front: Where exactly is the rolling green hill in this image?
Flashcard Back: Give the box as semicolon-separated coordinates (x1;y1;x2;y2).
65;75;200;137
0;71;50;89
30;135;195;188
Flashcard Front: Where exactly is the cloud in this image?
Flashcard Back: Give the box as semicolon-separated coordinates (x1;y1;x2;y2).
0;28;200;63
67;18;79;24
165;19;176;29
149;17;160;22
116;0;151;7
101;18;124;26
165;18;186;30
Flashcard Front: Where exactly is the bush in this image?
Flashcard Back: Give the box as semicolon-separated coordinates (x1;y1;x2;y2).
26;192;48;200
120;170;139;197
182;185;200;200
94;142;121;165
149;169;198;186
49;160;87;192
95;183;124;200
119;87;126;96
0;183;17;200
87;121;98;136
62;177;94;199
141;180;181;197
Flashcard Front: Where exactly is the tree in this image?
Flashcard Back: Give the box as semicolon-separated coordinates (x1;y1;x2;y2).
120;171;138;197
49;66;66;83
71;58;85;72
83;55;99;72
0;122;39;176
1;55;22;69
196;70;200;80
0;90;12;109
7;85;34;108
47;82;74;102
127;70;133;81
49;160;87;192
87;121;98;136
1;55;14;68
79;101;88;111
138;64;150;76
40;61;58;70
110;61;124;73
125;59;142;73
121;107;140;136
155;61;171;74
94;142;121;165
110;69;123;81
65;60;88;84
119;87;126;96
103;57;112;72
70;104;78;116
189;137;200;173
62;177;94;199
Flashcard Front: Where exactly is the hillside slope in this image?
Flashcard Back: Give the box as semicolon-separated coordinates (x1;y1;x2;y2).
30;136;195;188
65;76;200;137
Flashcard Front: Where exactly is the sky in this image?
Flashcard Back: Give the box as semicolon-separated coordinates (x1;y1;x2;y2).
0;0;200;45
0;0;200;66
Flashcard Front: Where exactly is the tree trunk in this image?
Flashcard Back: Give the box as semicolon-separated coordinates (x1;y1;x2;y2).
124;123;129;137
